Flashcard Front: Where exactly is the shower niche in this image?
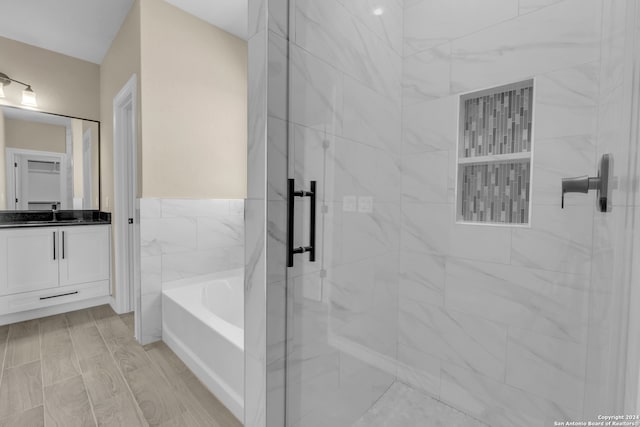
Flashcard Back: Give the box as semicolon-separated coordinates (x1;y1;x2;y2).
456;79;534;225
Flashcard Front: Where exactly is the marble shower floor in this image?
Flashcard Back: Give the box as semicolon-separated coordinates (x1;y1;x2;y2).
352;382;489;427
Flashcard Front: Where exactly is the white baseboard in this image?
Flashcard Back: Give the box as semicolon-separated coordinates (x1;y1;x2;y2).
109;296;130;315
0;295;111;326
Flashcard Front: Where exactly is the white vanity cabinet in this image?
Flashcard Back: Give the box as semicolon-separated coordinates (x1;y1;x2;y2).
0;224;111;316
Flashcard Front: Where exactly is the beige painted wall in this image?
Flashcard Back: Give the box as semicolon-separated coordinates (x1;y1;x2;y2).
100;0;141;296
140;0;247;199
100;0;142;211
0;111;5;209
0;37;100;121
100;0;141;295
4;118;66;153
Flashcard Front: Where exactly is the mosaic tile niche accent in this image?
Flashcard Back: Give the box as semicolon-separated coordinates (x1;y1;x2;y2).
459;162;530;223
457;80;534;225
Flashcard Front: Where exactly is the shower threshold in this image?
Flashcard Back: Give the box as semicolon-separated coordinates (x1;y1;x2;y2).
351;382;489;427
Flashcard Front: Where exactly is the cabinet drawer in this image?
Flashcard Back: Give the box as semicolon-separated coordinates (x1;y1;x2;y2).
0;280;110;315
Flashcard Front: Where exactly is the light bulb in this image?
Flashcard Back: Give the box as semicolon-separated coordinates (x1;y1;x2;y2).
21;86;37;107
373;7;384;15
0;73;8;98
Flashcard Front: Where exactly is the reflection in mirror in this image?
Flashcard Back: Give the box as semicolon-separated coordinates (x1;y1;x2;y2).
0;106;99;211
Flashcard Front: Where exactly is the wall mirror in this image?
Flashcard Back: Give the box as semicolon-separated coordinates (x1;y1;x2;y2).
0;105;100;211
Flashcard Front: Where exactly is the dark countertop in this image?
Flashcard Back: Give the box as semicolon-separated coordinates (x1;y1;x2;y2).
0;210;111;229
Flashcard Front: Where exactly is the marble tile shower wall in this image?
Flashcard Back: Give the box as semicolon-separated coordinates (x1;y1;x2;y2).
400;0;602;425
139;198;244;344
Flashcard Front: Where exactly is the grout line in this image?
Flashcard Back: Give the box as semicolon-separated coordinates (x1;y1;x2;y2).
142;345;204;422
426;381;491;427
92;308;150;426
38;320;45;423
356;380;396;423
140;338;229;425
509;227;513;265
504;326;510;384
407;0;571;60
0;323;11;395
65;312;99;427
438;362;443;400
0;321;36;422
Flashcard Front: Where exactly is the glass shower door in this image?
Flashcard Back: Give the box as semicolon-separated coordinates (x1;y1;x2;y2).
282;0;403;425
278;0;640;426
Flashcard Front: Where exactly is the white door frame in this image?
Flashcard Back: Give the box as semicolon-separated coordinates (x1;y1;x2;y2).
625;0;640;413
112;74;141;341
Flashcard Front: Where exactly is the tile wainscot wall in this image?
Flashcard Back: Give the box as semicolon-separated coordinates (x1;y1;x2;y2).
139;198;244;344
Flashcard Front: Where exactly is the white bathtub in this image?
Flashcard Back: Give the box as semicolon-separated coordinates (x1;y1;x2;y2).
162;268;244;423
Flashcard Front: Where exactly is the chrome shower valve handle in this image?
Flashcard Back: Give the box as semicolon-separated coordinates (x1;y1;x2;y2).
561;154;611;212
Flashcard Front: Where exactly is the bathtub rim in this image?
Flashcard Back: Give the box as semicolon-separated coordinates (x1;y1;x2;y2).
163;267;244;291
162;268;244;350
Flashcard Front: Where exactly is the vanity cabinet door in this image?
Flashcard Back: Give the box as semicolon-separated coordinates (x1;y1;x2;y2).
59;225;110;287
0;232;6;293
1;227;59;295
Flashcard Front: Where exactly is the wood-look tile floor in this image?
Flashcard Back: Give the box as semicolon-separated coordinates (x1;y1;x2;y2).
0;305;243;427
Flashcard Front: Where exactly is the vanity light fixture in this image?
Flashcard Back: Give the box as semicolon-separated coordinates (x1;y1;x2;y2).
21;86;37;107
0;72;38;107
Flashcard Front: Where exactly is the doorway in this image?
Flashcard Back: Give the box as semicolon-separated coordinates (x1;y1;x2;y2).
113;74;140;341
